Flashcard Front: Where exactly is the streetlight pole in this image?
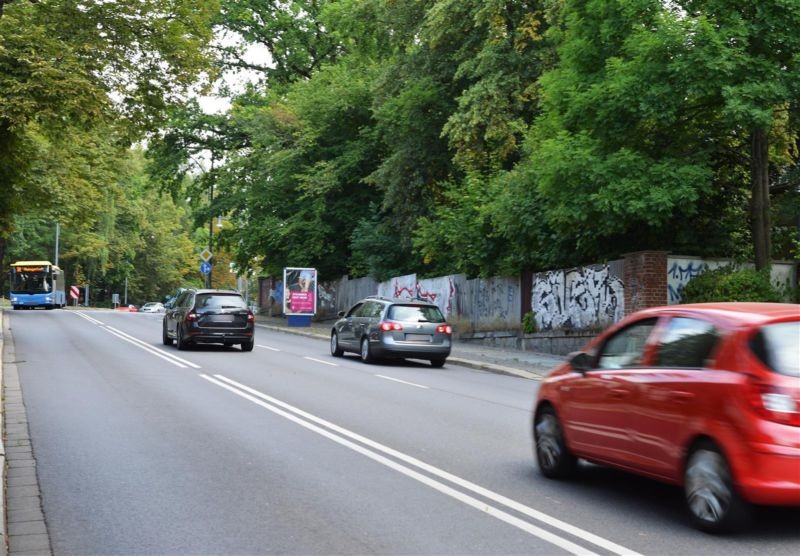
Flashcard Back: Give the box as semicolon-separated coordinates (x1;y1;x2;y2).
54;222;60;266
206;156;215;289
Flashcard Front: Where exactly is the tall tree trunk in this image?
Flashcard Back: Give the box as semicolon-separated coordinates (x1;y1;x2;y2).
750;127;771;270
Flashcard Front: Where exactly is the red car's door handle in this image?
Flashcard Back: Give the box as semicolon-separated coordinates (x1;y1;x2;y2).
609;388;629;398
670;391;695;403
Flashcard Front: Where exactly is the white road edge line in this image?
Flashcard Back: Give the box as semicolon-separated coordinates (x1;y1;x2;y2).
74;311;104;326
201;374;600;556
256;345;281;352
208;375;642;556
303;356;338;367
105;326;201;369
375;375;428;389
101;328;187;369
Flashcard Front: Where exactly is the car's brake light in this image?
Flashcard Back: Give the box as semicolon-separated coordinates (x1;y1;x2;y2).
185;311;198;322
247;311;255;323
436;324;453;334
379;322;403;332
748;380;800;426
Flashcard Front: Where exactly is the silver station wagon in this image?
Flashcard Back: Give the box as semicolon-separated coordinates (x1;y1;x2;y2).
330;296;453;367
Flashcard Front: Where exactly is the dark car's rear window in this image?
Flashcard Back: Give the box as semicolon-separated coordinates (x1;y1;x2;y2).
750;321;800;377
195;293;247;311
388;304;445;323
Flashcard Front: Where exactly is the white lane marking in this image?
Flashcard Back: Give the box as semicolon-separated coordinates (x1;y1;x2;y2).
303;356;338;367
375;375;429;389
102;327;187;369
257;345;281;352
74;311;104;325
207;375;641;556
201;374;599;556
105;326;201;369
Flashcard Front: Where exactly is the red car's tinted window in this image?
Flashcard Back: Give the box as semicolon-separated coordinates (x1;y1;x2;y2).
655;317;719;368
750;321;800;377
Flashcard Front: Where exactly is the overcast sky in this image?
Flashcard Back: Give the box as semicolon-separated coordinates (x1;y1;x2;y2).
198;38;270;114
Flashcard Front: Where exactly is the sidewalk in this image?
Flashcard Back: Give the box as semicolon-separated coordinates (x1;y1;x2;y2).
254;316;564;380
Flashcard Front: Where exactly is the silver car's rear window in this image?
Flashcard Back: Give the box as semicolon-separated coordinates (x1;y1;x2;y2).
751;321;800;377
388;304;445;323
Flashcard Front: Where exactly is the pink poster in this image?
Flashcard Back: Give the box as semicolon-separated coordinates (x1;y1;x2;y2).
283;267;317;315
289;290;314;313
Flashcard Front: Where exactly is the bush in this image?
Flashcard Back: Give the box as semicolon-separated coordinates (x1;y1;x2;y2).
522;311;537;334
680;266;783;303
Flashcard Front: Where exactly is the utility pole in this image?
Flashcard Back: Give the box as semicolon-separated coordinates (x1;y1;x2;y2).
54;222;60;266
206;156;215;288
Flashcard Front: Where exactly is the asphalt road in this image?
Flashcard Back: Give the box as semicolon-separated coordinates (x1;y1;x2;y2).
5;309;799;555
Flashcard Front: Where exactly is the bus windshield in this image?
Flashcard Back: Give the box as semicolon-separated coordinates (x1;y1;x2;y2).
11;268;51;294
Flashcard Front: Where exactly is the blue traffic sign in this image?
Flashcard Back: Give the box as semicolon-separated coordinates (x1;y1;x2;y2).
200;262;211;274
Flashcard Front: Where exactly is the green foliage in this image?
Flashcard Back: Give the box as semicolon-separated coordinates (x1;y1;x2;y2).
216;0;340;88
680;266;783;304
522;311;537;334
4;0;800;294
0;0;218;292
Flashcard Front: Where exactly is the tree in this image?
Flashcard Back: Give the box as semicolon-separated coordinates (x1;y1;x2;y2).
215;0;341;87
500;0;799;269
673;1;800;268
0;0;218;287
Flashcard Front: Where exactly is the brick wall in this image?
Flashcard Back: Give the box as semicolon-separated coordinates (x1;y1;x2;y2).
623;251;668;315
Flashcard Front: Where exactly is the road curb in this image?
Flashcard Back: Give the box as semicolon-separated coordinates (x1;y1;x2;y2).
254;322;544;380
0;309;7;555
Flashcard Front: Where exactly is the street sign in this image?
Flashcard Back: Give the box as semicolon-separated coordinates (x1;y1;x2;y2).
69;285;79;300
200;262;211;274
200;248;213;262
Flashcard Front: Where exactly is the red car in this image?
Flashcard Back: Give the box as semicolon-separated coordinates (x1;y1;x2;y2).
533;302;800;533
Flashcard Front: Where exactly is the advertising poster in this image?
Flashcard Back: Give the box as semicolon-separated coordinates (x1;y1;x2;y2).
283;267;317;315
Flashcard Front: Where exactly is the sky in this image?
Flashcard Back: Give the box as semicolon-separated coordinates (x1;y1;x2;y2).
197;37;271;114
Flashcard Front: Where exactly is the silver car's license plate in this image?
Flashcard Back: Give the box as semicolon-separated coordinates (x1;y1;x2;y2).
405;334;431;342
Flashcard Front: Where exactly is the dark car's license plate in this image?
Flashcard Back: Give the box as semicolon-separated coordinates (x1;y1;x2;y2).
405;334;431;342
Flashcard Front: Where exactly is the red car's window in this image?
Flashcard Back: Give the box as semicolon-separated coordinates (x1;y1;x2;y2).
654;317;719;368
750;321;800;377
597;318;658;369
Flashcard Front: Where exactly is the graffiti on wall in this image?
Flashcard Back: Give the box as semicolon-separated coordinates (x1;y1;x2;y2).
667;257;797;304
532;265;624;331
416;276;456;318
471;278;519;325
667;258;715;304
317;282;337;315
378;274;416;300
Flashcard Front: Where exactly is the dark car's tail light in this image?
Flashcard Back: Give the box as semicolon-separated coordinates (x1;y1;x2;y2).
247;311;255;323
436;324;453;334
185;311;198;322
748;380;800;426
379;322;403;332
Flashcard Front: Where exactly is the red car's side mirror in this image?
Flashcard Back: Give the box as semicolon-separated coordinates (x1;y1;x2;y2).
568;351;593;373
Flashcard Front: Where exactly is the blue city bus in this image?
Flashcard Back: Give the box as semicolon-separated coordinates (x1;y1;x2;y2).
9;260;66;310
